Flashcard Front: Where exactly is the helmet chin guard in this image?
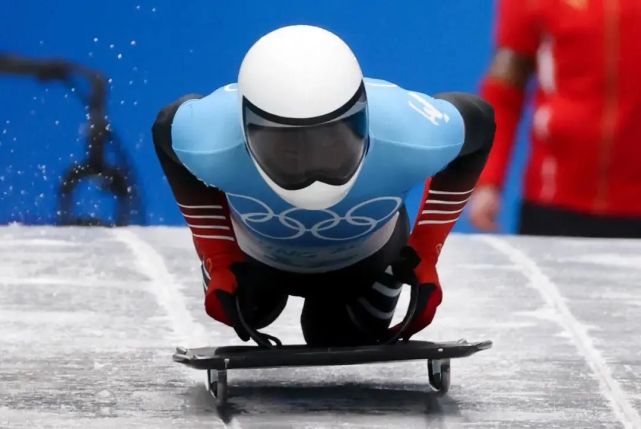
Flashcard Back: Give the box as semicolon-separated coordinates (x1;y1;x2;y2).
254;160;364;210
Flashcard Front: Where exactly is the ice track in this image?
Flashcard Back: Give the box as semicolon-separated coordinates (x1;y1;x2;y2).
2;226;641;428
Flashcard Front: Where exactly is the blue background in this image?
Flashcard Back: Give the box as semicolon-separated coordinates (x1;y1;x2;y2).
0;0;529;232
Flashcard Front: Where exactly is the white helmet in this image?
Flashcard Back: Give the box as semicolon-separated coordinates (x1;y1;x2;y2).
238;25;368;210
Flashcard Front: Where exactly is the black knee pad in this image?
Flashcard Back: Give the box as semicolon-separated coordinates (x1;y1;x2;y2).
300;271;402;347
300;296;394;347
237;284;289;330
300;297;362;347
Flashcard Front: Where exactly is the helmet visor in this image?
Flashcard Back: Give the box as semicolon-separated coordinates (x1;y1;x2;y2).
243;84;368;191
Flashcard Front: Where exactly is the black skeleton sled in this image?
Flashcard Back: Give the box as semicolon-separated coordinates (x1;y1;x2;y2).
174;282;492;406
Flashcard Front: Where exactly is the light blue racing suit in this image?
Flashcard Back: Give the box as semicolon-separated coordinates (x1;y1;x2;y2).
170;78;465;274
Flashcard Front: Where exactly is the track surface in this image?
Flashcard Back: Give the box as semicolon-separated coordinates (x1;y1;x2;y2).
2;226;641;428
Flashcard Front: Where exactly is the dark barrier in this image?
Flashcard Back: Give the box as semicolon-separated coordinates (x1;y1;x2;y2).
0;54;144;225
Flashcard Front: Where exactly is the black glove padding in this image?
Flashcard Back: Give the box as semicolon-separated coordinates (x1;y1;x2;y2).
229;262;288;347
391;246;421;286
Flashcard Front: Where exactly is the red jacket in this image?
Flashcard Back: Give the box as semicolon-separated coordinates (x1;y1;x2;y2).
480;0;641;217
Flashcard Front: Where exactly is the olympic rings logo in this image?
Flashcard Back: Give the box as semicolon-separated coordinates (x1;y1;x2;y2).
226;193;402;241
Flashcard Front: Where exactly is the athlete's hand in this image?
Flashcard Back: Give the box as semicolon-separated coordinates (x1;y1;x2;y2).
402;258;442;340
204;265;250;341
469;185;501;232
390;247;443;341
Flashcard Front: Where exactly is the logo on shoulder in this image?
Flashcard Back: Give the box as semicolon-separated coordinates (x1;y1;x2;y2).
408;92;450;126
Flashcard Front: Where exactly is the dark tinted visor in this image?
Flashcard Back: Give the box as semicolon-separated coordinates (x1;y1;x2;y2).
243;83;368;191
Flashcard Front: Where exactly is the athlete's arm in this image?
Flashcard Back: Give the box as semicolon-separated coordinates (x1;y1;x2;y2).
395;93;496;340
470;0;538;231
152;96;249;339
411;92;495;261
469;51;535;231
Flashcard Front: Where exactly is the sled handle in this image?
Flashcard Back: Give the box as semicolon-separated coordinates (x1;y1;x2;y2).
235;297;283;349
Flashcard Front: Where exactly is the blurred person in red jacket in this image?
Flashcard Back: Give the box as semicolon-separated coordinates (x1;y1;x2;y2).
470;0;641;237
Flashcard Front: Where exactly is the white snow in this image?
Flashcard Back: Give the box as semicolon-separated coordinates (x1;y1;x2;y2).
1;227;641;428
481;235;641;429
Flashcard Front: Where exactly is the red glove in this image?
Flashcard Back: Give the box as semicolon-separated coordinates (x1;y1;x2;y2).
403;256;443;340
389;176;470;340
172;186;250;339
204;265;247;336
390;246;443;341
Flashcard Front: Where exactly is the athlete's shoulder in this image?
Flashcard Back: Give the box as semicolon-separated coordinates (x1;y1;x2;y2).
164;84;256;190
171;83;244;155
153;93;202;131
364;78;465;151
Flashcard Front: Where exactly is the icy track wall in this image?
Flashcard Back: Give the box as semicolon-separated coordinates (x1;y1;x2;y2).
0;1;529;231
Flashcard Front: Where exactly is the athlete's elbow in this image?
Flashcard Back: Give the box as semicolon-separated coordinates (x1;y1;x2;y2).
152;108;172;152
460;94;496;153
